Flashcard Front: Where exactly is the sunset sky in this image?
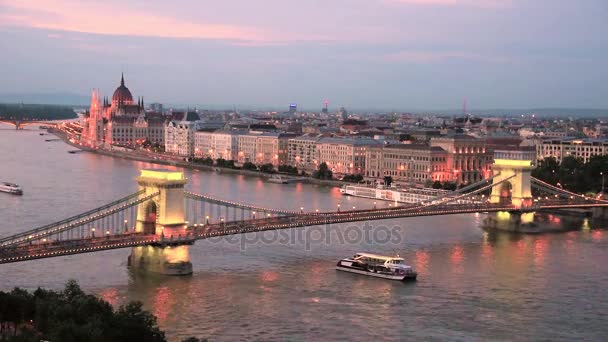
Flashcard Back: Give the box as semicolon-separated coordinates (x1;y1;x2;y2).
0;0;606;110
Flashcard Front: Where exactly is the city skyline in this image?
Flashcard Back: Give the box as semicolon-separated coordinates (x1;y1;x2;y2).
1;0;607;109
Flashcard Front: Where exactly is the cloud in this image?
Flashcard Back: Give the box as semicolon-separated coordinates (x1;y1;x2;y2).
383;50;514;64
0;0;272;42
384;0;513;8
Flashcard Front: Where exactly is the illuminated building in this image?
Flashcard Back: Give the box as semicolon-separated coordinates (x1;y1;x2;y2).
430;134;492;184
82;74;165;147
365;144;449;184
536;137;608;163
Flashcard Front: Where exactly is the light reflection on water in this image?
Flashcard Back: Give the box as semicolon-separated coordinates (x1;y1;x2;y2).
1;128;608;341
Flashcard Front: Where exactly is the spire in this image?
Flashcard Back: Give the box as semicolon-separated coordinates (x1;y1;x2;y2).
121;72;125;87
141;96;144;109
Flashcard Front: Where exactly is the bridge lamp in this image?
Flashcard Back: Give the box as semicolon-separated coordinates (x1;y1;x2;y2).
316;209;319;213
373;201;377;209
337;204;341;212
42;238;47;243
206;216;210;224
353;206;356;210
106;231;110;236
267;213;271;217
300;207;304;213
252;211;257;219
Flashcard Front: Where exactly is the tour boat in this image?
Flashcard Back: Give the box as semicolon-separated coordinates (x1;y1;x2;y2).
336;252;417;281
340;184;453;204
0;182;23;195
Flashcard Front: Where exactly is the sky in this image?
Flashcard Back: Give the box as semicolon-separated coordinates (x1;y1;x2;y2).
0;0;607;111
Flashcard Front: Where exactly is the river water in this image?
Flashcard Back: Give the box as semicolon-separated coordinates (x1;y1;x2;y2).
1;127;607;341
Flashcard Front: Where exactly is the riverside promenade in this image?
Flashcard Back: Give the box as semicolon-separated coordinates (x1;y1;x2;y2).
50;128;345;187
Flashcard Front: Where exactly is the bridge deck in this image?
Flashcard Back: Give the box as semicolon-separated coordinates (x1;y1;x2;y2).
2;200;606;264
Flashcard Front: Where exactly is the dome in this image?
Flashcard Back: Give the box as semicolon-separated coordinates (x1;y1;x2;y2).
111;73;133;106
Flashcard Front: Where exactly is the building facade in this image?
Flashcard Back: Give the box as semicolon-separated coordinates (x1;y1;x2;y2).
287;136;321;172
82;74;165;147
536;138;608;163
430;135;492;184
194;131;240;160
165;121;199;157
365;144;449;184
316;138;381;175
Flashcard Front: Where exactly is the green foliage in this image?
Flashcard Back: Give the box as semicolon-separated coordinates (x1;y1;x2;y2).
533;155;608;194
0;103;77;120
383;176;393;187
441;181;457;191
0;280;166;342
242;162;258;171
432;180;443;189
215;159;236;168
278;165;298;175
193;157;214;166
342;174;363;183
259;163;275;173
313;162;333;180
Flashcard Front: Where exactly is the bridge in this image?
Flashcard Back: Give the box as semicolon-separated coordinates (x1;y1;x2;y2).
0;117;61;130
2;157;607;275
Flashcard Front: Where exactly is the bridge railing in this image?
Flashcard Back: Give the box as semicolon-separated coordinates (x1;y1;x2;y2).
0;191;159;248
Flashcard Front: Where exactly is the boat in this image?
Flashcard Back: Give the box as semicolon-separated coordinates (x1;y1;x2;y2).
340;184;475;205
267;175;288;184
336;252;417;281
0;182;23;195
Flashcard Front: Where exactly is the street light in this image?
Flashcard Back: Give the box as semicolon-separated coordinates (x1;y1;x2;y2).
300;207;304;214
373;201;377;209
337;204;341;212
91;228;96;237
252;211;256;219
601;172;605;195
124;219;128;233
206;215;210;224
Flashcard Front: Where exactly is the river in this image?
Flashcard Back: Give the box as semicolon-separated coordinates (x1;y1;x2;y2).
1;126;607;341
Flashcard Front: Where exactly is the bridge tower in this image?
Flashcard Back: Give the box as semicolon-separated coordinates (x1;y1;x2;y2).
128;169;193;275
489;150;535;208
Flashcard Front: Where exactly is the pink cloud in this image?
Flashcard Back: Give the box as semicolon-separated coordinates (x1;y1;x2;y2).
0;0;274;42
385;0;513;8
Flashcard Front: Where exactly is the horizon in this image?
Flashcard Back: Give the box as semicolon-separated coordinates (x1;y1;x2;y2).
1;0;607;109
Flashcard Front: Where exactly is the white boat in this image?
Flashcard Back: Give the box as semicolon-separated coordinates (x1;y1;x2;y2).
0;182;23;195
340;184;461;204
336;252;417;281
266;175;288;184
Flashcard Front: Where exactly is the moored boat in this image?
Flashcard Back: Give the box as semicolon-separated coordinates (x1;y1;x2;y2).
336;252;417;281
0;182;23;195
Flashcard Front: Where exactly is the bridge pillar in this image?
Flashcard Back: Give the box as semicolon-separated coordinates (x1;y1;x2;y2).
489;153;535;208
129;169;193;275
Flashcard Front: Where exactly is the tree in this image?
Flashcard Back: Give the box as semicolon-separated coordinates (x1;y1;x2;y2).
383;176;393;187
313;162;333;180
259;163;275;173
242;162;257;171
0;281;167;342
432;180;443;189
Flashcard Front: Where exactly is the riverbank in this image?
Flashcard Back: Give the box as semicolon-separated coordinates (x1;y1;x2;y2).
49;129;346;187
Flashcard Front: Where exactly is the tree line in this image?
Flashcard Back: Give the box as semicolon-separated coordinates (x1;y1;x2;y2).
0;280;206;342
532;155;608;195
0;104;77;120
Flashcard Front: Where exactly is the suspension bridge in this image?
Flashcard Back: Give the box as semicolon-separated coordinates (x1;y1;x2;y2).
1;156;607;274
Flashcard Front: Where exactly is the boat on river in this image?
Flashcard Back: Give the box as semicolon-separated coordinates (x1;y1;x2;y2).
0;182;23;195
336;252;417;281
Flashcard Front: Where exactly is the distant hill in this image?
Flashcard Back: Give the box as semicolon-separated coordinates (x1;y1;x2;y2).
0;92;90;106
0;103;77;120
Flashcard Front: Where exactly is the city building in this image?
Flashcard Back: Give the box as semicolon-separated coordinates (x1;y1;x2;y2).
194;130;241;160
365;144;450;184
287;135;322;172
430;134;492;184
536;137;608;163
82;74;165;147
316;137;382;175
165;114;201;157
